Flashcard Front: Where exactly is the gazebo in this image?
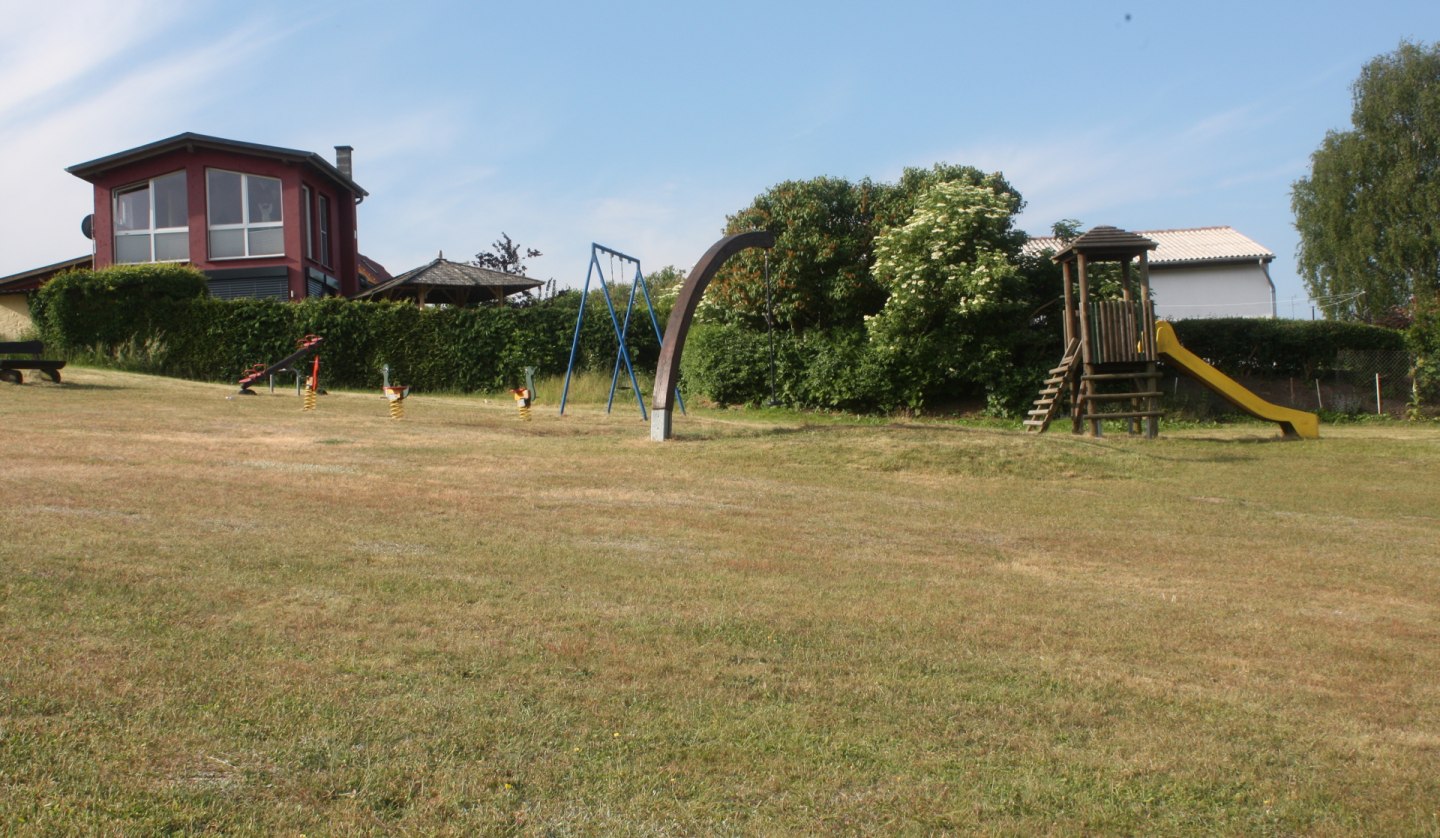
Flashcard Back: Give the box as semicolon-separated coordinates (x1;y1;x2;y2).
1025;226;1162;437
354;254;542;306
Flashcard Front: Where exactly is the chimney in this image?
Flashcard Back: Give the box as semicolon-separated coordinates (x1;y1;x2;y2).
335;145;353;180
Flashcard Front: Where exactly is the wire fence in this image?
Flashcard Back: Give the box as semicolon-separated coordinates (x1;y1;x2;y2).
1161;349;1419;419
1322;350;1415;415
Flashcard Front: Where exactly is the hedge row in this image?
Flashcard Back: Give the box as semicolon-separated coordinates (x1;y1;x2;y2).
30;265;1414;410
32;265;664;393
683;317;1412;414
682;324;909;411
1168;317;1407;378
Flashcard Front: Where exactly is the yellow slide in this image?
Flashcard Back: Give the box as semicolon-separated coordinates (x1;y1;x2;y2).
1155;321;1320;439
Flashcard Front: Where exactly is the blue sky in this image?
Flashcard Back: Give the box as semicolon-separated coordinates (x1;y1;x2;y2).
2;0;1436;317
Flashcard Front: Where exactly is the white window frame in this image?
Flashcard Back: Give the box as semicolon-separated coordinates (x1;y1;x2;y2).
114;171;189;264
206;169;285;260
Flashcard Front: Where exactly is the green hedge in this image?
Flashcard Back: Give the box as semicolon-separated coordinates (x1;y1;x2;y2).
32;266;665;393
31;264;209;350
161;296;644;392
680;317;1411;415
1408;299;1440;406
35;266;1413;409
1169;318;1405;379
681;324;910;411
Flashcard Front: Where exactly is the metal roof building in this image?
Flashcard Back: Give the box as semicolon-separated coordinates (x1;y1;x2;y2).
1025;226;1276;319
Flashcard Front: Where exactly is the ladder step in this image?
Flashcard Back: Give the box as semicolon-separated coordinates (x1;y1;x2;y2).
1082;390;1163;401
1083;372;1159;382
1082;410;1166;420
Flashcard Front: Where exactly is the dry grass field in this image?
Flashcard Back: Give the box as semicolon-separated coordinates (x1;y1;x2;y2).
3;368;1439;835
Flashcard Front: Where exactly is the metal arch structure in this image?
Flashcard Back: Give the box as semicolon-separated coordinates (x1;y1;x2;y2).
650;230;776;441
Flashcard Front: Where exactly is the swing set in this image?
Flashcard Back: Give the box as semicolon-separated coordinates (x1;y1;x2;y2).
559;244;683;419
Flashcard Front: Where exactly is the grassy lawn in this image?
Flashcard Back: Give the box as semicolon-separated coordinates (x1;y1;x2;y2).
3;368;1439;835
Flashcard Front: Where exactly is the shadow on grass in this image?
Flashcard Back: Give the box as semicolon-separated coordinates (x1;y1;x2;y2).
5;381;129;392
1051;435;1298;465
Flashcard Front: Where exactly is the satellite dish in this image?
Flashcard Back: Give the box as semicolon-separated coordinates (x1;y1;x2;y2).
81;214;94;240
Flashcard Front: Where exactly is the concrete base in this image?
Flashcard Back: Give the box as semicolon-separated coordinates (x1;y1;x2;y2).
650;408;672;441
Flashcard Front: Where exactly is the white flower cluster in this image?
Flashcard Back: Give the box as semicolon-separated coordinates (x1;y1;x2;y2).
868;179;1021;338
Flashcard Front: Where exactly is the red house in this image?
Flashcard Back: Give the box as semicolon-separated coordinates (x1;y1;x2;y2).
66;133;367;300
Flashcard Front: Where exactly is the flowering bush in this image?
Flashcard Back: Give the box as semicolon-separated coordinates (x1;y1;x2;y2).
866;178;1029;407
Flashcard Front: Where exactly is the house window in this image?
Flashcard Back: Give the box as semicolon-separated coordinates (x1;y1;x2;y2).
302;185;313;260
114;171;188;263
207;169;283;259
317;194;332;268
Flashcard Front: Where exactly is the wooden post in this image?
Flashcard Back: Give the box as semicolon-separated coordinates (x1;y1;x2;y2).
1138;251;1156;361
1076;254;1092;369
1076;253;1098;436
1061;257;1080;435
1061;260;1075;347
1139;251;1159;438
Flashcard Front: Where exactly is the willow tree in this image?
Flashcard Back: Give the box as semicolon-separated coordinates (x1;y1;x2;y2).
1292;40;1440;322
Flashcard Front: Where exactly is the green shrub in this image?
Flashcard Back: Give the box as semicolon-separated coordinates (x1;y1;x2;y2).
1407;297;1440;408
681;325;910;413
790;328;901;412
1170;318;1405;378
32;264;209;353
30;265;636;393
680;323;776;407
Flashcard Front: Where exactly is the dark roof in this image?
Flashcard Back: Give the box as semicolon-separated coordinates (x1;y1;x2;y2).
1050;226;1158;263
66;132;367;199
357;253;394;289
0;255;92;295
353;256;542;305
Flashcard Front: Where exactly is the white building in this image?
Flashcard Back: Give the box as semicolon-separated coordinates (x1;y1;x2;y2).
1025;226;1276;319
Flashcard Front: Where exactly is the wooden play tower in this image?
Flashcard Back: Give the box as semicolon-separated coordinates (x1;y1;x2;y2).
1025;226;1162;437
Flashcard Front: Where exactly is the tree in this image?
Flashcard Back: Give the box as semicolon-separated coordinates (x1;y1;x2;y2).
707;176;888;331
1292;40;1440;322
866;177;1030;408
473;232;541;275
1407;295;1440;410
706;164;1023;332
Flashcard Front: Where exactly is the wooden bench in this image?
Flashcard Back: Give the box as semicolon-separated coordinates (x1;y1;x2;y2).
0;340;66;384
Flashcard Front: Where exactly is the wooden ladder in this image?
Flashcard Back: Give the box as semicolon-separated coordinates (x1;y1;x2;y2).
1023;339;1080;433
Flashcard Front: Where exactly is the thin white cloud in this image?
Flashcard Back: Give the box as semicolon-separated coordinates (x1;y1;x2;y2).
934;103;1290;236
0;0;182;123
1215;159;1310;191
0;7;299;276
1176;102;1267;145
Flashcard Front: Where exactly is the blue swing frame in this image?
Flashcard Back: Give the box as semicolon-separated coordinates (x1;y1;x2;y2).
559;244;684;418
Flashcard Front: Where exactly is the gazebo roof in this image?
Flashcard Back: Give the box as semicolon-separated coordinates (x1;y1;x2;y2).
354;255;542;305
1050;226;1158;263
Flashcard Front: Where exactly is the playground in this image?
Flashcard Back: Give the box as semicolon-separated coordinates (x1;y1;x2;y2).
3;367;1439;834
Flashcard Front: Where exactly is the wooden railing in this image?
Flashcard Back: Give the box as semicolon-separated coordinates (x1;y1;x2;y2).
1087;301;1154;364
